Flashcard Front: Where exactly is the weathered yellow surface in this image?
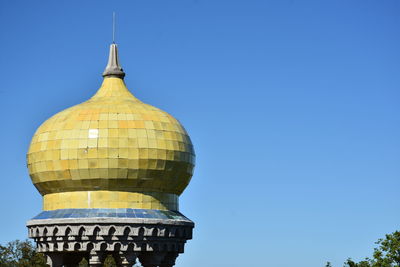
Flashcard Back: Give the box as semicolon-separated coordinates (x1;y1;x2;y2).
27;77;195;210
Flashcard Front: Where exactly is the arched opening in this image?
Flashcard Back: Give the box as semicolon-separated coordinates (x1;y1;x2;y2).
138;227;145;237
74;243;81;251
86;243;94;251
108;226;116;236
78;227;86;237
127;243;134;251
93;226;101;236
151;228;158;237
65;227;72;236
100;243;108;251
123;227;130;236
164;228;170;237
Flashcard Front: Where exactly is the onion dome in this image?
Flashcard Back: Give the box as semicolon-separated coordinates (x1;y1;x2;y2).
27;44;195;211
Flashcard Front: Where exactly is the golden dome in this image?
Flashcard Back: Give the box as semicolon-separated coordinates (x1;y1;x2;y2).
27;44;195;211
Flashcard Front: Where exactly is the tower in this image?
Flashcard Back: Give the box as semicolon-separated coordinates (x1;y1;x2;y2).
26;43;196;267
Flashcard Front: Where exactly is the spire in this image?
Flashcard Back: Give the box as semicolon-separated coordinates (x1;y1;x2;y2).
102;43;126;79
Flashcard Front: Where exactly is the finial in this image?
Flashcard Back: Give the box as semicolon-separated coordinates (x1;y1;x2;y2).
112;12;116;44
103;13;125;79
102;43;125;79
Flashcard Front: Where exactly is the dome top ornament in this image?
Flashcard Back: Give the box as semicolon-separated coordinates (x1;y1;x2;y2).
102;43;125;79
27;42;195;211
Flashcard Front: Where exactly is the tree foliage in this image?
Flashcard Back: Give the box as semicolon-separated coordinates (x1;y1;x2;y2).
344;231;400;267
0;240;140;267
0;240;47;267
344;258;371;267
78;255;118;267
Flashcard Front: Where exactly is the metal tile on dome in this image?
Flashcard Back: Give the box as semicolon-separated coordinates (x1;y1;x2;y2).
27;72;195;212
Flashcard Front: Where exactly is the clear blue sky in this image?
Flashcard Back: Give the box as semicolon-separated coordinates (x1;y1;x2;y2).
0;1;399;266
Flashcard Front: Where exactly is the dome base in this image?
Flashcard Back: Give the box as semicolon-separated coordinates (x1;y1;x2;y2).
43;191;178;211
27;209;193;267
